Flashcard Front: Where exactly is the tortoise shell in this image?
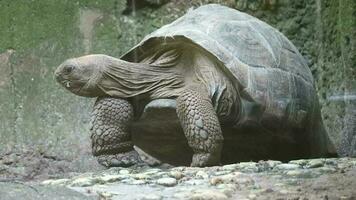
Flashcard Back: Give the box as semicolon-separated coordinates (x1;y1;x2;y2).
122;4;316;130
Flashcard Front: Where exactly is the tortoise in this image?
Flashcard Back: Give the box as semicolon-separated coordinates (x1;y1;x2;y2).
54;4;336;167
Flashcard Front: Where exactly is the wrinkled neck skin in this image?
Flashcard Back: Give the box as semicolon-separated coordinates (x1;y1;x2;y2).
96;55;184;100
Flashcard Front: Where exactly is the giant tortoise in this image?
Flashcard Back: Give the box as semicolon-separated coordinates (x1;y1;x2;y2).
54;4;335;167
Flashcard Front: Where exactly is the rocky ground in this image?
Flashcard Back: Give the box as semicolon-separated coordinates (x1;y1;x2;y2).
2;157;355;200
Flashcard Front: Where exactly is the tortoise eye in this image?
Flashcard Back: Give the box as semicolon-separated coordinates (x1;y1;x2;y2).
64;65;74;74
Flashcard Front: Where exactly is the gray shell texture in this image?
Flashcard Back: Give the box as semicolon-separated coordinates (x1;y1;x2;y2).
122;4;316;126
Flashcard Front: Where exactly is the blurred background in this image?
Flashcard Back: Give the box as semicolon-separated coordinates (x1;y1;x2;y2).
0;0;354;179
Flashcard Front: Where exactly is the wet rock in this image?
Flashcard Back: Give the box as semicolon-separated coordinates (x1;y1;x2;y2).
156;177;177;186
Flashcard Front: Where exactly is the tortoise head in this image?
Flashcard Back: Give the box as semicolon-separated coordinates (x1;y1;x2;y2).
55;54;108;97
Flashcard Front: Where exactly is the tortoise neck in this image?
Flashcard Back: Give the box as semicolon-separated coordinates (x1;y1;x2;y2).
97;55;184;99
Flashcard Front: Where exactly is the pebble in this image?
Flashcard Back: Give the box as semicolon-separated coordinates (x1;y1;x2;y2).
307;159;324;168
140;194;162;200
196;170;209;179
189;189;228;200
98;174;125;183
275;163;301;170
41;178;69;186
236;162;259;172
265;160;282;168
119;169;130;175
221;164;237;171
131;180;146;185
169;171;183;179
133;173;150;180
156;177;177;186
289;159;309;166
285;170;305;177
185;179;206;185
70;177;97;187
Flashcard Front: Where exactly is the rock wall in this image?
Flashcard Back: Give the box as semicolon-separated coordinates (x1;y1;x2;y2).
0;0;354;165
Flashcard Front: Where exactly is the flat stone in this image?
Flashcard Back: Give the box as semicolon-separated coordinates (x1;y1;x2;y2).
156;177;177;187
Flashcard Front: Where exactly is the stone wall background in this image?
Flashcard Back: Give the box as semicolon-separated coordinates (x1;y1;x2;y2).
0;0;354;165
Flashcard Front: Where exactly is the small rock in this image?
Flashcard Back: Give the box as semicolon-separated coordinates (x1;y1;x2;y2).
41;178;69;186
275;163;301;170
144;168;162;175
156;177;177;186
99;174;125;183
221;164;237;171
133;173;150;180
131;180;146;185
289;159;308;166
189;189;228;200
196;170;209;179
119;169;130;175
169;171;183;179
307;159;324;168
97;191;113;199
210;172;253;186
216;184;236;197
140;194;162;200
237;162;259;172
265;160;282;168
185;179;206;186
248;194;257;199
317;167;336;173
71;177;97;187
210;177;224;185
286;170;305;177
213;170;231;176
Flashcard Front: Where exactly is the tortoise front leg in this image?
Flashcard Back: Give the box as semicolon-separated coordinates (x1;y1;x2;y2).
90;97;142;167
176;87;223;167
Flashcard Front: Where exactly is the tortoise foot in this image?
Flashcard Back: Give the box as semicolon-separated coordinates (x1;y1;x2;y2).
97;150;143;167
191;152;220;167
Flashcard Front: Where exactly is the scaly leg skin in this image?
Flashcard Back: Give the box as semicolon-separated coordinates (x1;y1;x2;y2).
90;97;142;167
176;87;223;167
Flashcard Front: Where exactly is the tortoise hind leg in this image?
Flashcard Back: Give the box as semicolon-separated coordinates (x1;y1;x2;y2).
90;97;142;167
176;87;223;167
